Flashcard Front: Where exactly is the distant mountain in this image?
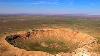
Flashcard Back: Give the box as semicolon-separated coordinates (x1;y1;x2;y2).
0;13;100;17
0;14;34;16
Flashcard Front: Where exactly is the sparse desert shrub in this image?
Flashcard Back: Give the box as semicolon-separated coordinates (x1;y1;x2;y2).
96;37;100;44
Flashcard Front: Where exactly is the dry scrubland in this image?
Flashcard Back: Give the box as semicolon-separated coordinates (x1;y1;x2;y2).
0;16;100;56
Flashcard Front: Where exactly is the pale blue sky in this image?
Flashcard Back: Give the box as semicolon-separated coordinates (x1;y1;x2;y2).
0;0;100;15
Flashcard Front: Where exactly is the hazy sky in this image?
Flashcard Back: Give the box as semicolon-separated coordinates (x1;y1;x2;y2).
0;0;100;15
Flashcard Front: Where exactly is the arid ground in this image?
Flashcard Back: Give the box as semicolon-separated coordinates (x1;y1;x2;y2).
0;16;100;56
